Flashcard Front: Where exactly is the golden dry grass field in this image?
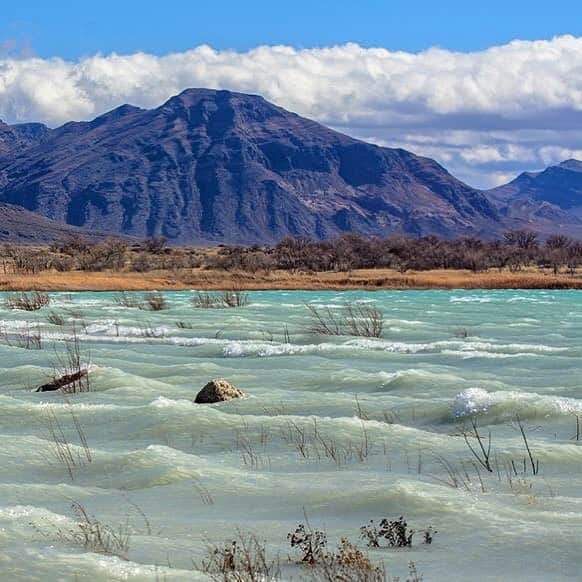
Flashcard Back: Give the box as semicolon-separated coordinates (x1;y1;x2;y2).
2;267;582;291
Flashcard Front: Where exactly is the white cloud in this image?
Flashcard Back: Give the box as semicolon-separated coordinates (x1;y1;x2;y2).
1;36;581;188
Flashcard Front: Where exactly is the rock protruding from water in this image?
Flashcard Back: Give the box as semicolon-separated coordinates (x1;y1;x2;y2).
36;370;88;392
194;379;244;404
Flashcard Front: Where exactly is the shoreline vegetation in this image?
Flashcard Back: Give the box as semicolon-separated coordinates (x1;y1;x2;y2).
3;231;582;291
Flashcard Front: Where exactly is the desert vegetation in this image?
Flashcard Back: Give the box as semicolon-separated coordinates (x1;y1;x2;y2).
3;230;582;290
201;517;429;582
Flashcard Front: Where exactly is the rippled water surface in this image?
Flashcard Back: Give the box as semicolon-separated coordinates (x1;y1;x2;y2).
1;290;582;581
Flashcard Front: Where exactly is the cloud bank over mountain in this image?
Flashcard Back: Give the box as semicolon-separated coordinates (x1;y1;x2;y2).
0;35;580;187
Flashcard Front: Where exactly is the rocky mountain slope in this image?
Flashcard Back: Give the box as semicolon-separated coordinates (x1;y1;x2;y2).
487;159;582;237
0;202;101;244
0;89;503;244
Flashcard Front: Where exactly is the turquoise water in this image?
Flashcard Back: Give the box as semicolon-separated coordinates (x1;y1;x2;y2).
1;290;581;581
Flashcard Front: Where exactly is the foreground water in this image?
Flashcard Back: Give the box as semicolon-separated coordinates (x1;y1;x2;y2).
0;290;581;581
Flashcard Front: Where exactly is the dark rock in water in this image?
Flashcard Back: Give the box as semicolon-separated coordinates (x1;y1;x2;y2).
36;370;88;392
194;378;245;404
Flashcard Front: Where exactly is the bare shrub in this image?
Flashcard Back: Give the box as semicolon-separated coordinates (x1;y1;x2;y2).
310;538;387;582
141;292;168;311
343;303;384;338
288;523;328;565
460;417;493;473
113;292;142;308
513;415;540;476
192;290;250;309
41;403;92;480
201;530;280;581
49;328;91;393
306;302;384;338
141;237;168;254
47;311;66;326
5;291;50;311
54;501;130;559
359;517;433;549
223;290;250;308
305;304;344;336
0;322;42;350
176;320;193;329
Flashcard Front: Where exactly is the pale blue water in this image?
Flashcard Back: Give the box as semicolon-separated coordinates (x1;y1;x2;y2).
1;290;581;580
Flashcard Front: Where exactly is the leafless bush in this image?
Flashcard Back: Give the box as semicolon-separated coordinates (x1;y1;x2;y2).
176;320;193;329
54;501;130;559
77;238;128;271
513;415;540;476
344;303;384;338
0;322;42;349
113;292;142;308
47;311;66;326
201;530;280;581
223;290;250;308
309;538;387;582
41;403;92;480
192;290;250;309
288;523;328;565
5;291;50;311
359;517;435;549
141;292;168;311
306;304;344;335
49;328;91;393
460;417;493;473
306;302;384;338
142;237;168;254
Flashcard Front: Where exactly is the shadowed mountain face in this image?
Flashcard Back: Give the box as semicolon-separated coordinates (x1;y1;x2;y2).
488;159;582;237
0;202;103;244
0;89;502;244
0;121;50;161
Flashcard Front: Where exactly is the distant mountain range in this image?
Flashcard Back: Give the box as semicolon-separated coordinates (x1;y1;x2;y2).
0;89;580;244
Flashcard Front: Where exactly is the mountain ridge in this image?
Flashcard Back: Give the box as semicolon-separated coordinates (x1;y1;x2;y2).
0;88;504;244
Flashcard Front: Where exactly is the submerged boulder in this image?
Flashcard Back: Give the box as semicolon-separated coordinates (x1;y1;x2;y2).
36;370;88;393
194;379;244;404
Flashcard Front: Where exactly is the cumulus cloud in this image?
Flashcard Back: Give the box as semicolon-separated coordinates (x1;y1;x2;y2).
1;36;581;187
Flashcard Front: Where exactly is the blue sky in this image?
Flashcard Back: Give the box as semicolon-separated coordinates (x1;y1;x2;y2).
0;1;581;188
1;0;580;58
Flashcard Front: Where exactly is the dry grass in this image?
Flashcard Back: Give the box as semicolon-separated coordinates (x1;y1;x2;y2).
1;266;582;291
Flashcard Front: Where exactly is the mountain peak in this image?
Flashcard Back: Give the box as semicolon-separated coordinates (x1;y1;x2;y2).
0;88;500;243
558;159;582;172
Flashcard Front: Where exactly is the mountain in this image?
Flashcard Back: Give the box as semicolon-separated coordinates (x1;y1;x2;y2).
0;89;502;244
0;202;103;244
0;120;50;162
487;159;582;237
